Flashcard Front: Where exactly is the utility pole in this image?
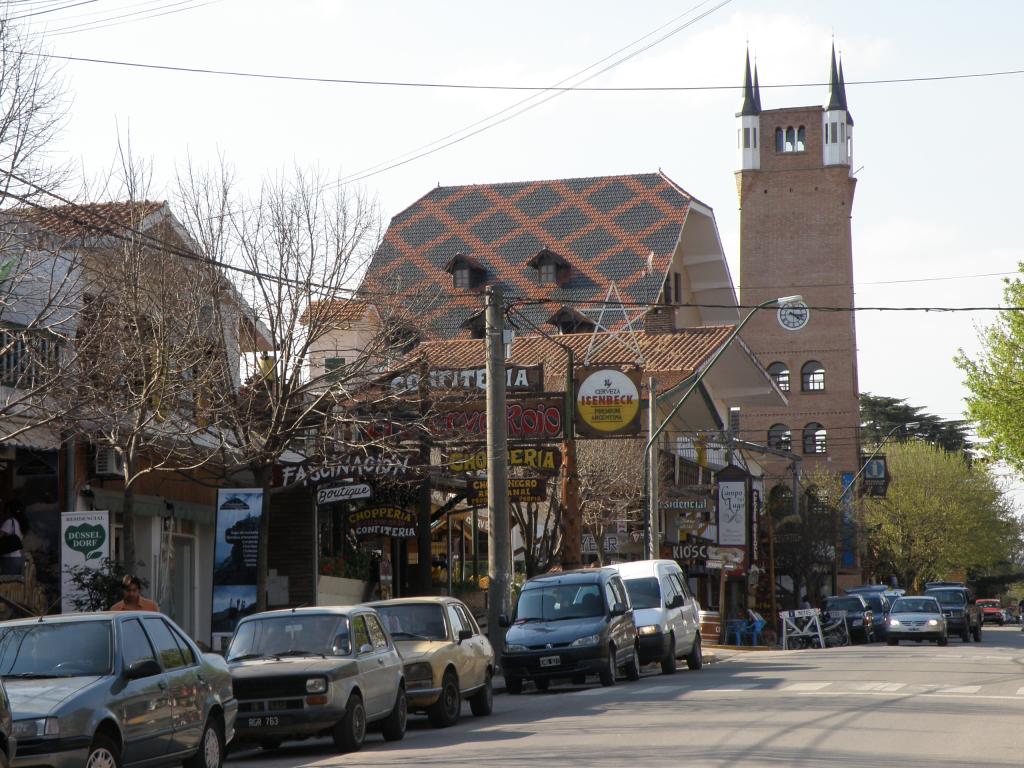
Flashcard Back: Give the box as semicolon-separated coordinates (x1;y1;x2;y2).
561;344;580;569
485;287;511;654
645;377;658;559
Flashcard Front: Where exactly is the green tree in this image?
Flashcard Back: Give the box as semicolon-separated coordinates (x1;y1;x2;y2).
863;441;1020;591
955;275;1024;471
860;393;970;455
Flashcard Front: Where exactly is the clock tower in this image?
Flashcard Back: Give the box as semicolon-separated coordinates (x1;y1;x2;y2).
735;47;862;576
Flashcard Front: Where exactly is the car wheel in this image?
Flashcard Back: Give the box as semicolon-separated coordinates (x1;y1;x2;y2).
938;634;948;646
506;676;524;695
686;633;703;671
470;671;493;716
961;625;970;643
86;734;122;768
183;718;223;768
381;686;407;742
428;670;461;728
973;624;982;642
332;693;366;753
625;645;641;681
661;633;677;675
598;645;617;687
887;638;898;646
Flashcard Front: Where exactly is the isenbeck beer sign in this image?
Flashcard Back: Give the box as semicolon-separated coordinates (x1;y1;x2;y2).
574;367;642;438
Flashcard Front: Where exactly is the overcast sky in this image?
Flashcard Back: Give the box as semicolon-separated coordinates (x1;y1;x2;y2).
25;1;1024;495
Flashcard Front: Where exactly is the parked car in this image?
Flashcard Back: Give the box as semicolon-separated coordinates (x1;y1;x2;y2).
368;597;494;727
858;593;892;640
886;596;947;646
976;599;1004;625
0;676;13;768
823;594;875;643
0;611;235;768
607;560;703;674
924;582;982;642
499;568;639;693
226;606;406;754
1002;609;1019;625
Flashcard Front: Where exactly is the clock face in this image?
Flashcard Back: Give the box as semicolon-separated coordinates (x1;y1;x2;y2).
777;301;810;331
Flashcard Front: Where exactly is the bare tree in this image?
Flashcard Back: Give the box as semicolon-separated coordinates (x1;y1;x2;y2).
510;479;562;578
577;439;645;566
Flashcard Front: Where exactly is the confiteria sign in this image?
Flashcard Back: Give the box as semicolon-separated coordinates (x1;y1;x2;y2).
389;365;542;392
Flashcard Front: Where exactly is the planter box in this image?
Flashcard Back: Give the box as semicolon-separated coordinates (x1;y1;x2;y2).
318;575;371;606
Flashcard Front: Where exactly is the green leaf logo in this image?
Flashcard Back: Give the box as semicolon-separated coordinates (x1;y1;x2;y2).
65;524;106;560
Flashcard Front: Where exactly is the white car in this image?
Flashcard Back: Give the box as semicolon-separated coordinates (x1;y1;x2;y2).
886;596;948;646
607;560;702;674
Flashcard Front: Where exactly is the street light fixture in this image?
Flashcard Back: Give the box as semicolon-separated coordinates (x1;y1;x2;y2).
641;294;804;558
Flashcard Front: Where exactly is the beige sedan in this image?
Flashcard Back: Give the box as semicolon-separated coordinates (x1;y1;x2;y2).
369;597;494;727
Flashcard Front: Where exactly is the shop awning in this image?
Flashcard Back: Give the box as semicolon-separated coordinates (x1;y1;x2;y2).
91;488;215;526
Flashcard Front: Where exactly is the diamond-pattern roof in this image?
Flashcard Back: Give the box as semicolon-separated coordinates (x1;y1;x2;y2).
360;172;693;340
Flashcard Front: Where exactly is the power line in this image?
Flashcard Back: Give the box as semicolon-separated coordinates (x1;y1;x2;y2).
39;0;222;35
509;296;1024;313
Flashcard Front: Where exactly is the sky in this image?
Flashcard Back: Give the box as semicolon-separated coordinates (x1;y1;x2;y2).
20;0;1024;496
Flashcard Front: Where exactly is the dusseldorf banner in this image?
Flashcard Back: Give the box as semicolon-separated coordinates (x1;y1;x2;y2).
211;488;263;652
60;510;110;613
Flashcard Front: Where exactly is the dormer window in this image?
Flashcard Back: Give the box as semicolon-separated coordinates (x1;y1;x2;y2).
443;253;486;291
528;247;570;286
546;306;594;335
461;310;486;339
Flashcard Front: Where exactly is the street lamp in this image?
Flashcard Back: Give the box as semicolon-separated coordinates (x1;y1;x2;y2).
641;294;803;558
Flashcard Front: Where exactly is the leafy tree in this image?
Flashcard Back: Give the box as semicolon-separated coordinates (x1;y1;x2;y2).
863;441;1020;591
955;275;1024;471
64;558;147;612
860;393;970;455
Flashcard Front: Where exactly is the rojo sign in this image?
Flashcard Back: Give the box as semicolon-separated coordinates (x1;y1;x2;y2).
574;367;642;438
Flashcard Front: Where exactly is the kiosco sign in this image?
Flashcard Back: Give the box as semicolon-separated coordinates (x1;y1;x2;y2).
575;367;642;438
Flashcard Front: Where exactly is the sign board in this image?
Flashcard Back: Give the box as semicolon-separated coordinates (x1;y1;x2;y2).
316;483;372;505
212;489;264;651
445;446;562;475
348;506;417;539
673;541;711;561
717;480;747;547
468;477;547;506
574;367;642;438
390;364;543;393
428;396;564;442
60;510;110;613
861;455;889;496
582;533;619;554
278;453;414;488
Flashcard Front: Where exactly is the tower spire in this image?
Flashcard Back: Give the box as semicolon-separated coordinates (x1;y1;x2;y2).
753;60;762;113
839;56;853;125
740;48;759;116
827;43;844;111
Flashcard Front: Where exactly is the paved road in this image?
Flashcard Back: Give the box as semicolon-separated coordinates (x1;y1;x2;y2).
228;626;1024;767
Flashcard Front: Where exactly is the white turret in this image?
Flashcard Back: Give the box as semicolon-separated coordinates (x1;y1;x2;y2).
737;51;761;170
823;45;852;170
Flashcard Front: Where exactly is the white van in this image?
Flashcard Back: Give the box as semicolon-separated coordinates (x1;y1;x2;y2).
608;559;702;674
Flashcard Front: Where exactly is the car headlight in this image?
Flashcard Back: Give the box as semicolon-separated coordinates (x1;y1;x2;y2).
927;619;939;626
504;644;529;653
570;634;601;647
305;677;328;694
13;718;59;739
637;625;660;636
888;618;900;626
403;662;434;689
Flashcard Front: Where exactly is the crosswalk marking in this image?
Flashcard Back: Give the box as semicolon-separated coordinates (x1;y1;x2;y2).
1015;687;1024;696
853;682;905;692
935;685;981;694
783;682;831;691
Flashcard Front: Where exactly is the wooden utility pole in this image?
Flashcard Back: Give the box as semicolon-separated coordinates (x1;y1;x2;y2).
485;287;511;653
561;345;580;569
645;377;658;559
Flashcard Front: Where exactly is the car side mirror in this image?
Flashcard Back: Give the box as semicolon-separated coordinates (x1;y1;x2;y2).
610;602;628;617
358;643;374;655
125;658;162;680
458;629;473;644
668;595;685;609
498;614;511;628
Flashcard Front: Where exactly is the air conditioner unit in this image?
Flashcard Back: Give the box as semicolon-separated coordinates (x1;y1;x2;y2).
94;447;125;477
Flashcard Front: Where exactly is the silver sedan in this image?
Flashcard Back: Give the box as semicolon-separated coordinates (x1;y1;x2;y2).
886;596;948;646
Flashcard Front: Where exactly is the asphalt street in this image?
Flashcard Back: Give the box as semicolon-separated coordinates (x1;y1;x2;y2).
227;626;1024;767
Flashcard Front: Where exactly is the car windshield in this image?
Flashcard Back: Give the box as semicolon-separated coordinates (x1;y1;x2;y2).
927;589;966;606
624;578;661;610
826;597;864;612
227;614;350;660
374;604;447;641
0;621;112;677
977;600;999;607
891;598;940;613
515;582;605;622
863;596;886;612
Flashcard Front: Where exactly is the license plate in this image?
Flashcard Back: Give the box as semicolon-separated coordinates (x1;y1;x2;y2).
539;655;560;668
246;716;282;728
907;626;921;632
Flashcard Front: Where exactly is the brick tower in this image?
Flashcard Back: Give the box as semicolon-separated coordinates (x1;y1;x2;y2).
735;48;862;585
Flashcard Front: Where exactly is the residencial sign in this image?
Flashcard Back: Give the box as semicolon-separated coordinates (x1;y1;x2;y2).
316;483;372;505
574;367;642;438
348;506;417;539
390;364;543;393
60;510;110;613
446;446;562;474
468;477;547;506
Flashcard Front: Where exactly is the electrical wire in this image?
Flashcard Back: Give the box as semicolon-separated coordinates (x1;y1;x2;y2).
38;0;221;35
8;0;96;20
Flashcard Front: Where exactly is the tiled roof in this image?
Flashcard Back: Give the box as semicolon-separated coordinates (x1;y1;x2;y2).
409;326;735;393
360;172;693;340
11;201;167;239
302;299;374;327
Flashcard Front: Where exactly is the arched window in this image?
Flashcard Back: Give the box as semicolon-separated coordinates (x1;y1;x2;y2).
785;127;795;152
767;362;790;392
768;424;792;451
801;360;825;391
796;126;806;151
775;127;784;152
803;423;827;454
